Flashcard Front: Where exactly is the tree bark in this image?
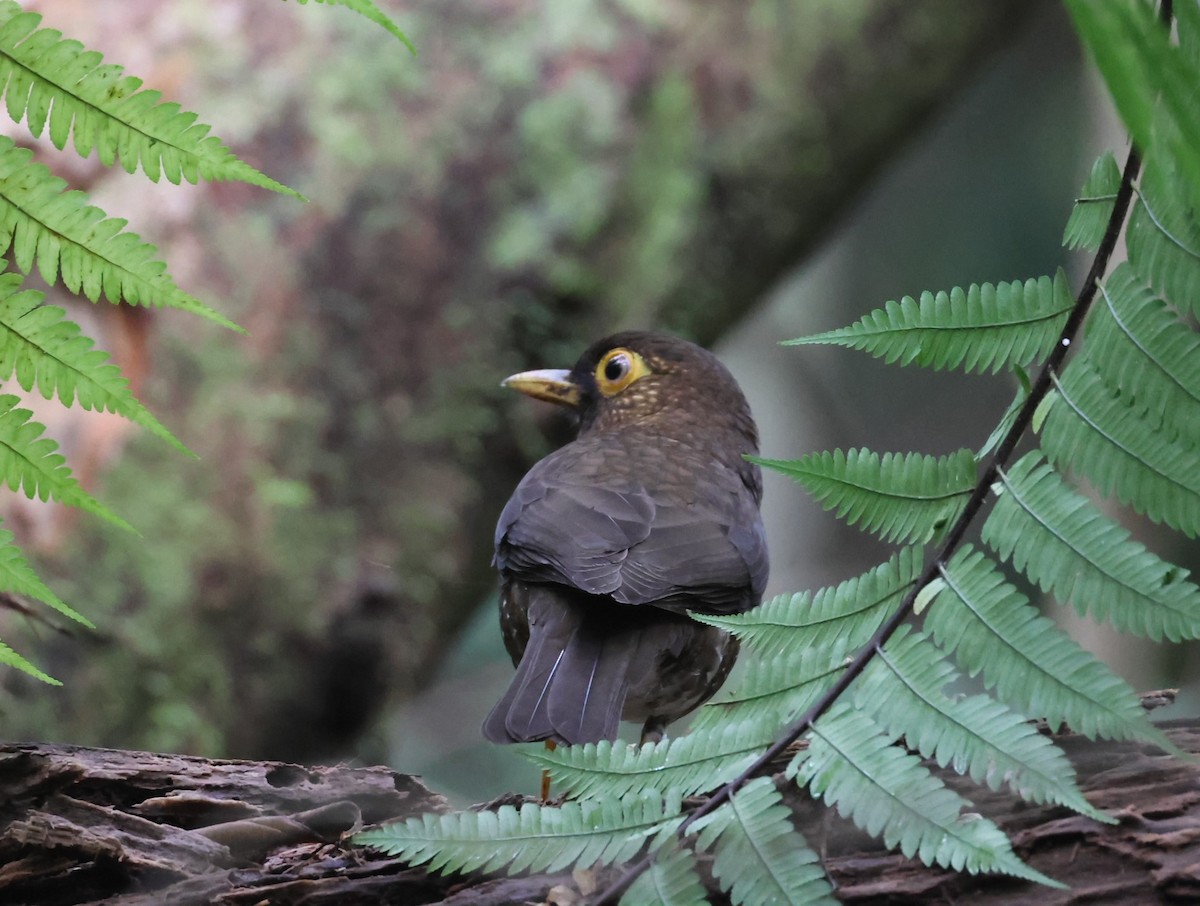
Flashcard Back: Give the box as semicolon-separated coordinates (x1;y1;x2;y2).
3;715;1197;904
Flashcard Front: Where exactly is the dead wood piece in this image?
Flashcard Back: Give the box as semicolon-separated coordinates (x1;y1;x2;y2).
2;722;1199;904
4;794;232;873
0;742;448;828
196;800;363;859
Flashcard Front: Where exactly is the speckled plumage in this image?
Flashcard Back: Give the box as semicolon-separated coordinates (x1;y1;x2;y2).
483;332;768;746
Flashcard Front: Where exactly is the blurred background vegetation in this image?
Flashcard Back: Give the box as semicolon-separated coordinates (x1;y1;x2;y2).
1;0;1194;805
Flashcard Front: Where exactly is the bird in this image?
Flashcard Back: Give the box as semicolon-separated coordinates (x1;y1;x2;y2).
483;331;768;747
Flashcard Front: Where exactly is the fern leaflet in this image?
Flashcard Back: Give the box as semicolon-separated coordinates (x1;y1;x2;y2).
755;448;974;544
692;777;836;906
0;273;188;453
1063;151;1121;251
284;0;416;52
0;635;56;684
0;394;130;531
695;546;919;655
1127;150;1200;317
1084;263;1200;444
1039;359;1200;538
356;790;683;875
688;643;847;733
793;702;1059;885
527;718;770;800
0;137;235;328
985;452;1200;642
0;522;88;626
1067;0;1200;205
928;546;1170;746
786;271;1073;374
619;848;709;906
859;625;1108;821
0;1;300;197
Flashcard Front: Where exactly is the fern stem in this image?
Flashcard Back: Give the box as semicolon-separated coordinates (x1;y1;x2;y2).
594;63;1150;906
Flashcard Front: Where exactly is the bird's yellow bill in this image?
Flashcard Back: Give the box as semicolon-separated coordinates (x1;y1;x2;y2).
502;368;581;408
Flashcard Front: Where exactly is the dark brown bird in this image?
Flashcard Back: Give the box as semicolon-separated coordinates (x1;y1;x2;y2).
483;331;768;746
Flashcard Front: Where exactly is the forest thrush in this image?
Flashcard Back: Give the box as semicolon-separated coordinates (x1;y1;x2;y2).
483;331;767;746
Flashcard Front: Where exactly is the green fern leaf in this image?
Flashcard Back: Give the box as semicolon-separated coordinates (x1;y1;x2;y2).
1084;264;1200;444
1039;359;1200;538
1127;152;1200;317
0;2;301;198
755;448;975;544
0;137;236;329
688;643;847;733
1063;151;1121;250
1065;1;1159;153
285;0;416;53
985;452;1200;642
620;848;709;906
793;702;1060;885
977;366;1031;460
693;777;836;905
0;274;189;453
696;546;920;655
859;625;1109;821
0;522;89;627
1181;0;1200;69
1067;0;1200;207
0;394;131;531
355;790;683;875
785;271;1073;374
0;635;57;684
928;546;1169;746
528;718;769;800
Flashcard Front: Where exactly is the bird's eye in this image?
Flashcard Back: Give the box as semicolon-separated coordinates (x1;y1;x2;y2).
604;354;630;382
594;347;649;396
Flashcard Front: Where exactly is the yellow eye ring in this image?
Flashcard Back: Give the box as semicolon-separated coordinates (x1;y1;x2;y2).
594;347;650;396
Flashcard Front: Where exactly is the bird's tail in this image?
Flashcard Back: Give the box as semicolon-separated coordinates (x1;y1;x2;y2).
483;588;635;745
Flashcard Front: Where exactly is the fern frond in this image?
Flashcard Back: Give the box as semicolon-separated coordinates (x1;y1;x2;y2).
928;546;1169;746
619;848;708;906
285;0;416;53
0;523;88;626
859;625;1109;821
985;452;1200;642
688;643;847;733
1067;0;1200;205
977;366;1031;460
528;719;770;800
0;137;236;329
785;271;1073;375
693;777;836;906
0;394;131;531
793;702;1060;885
1127;153;1200;317
695;546;921;655
755;448;974;544
0;274;188;453
0;2;300;198
1063;151;1121;250
355;790;683;875
1084;264;1200;444
1039;359;1200;538
0;635;56;684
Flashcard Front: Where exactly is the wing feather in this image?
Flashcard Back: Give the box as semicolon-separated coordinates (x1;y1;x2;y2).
496;439;767;612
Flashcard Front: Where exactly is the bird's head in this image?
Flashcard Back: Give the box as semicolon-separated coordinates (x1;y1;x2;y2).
502;331;758;446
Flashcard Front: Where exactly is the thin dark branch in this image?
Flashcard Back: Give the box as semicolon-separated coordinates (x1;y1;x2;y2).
592;72;1149;906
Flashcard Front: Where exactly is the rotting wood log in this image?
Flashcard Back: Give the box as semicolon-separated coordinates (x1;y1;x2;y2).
2;714;1197;905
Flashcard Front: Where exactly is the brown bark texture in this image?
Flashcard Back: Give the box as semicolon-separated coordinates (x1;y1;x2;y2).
2;716;1198;905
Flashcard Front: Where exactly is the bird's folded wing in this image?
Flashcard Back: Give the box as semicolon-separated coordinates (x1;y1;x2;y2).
496;461;766;613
